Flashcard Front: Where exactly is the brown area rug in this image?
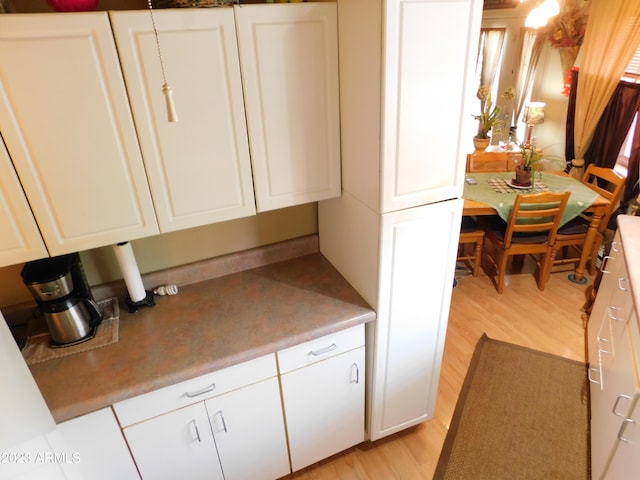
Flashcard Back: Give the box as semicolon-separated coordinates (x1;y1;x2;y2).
434;334;590;480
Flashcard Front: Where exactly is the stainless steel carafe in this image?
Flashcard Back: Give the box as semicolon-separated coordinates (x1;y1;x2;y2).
41;295;102;345
21;253;102;346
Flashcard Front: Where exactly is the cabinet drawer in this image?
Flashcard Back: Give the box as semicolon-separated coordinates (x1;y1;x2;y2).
277;324;364;374
114;354;276;427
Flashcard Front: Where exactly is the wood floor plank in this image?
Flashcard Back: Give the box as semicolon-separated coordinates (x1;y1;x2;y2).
281;263;590;479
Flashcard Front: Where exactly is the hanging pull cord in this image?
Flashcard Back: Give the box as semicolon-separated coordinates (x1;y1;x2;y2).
147;0;178;122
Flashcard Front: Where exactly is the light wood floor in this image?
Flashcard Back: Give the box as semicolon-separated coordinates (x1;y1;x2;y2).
282;259;591;480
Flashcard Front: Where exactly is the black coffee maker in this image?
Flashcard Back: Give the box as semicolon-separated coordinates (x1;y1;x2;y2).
21;253;102;347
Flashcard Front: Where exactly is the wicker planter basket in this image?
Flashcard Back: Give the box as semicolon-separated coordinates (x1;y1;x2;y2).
151;0;238;7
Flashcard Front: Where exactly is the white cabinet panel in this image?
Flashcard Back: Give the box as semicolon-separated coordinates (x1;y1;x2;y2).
588;220;640;480
0;137;48;266
372;199;462;435
0;313;55;452
280;347;365;471
205;377;290;480
381;0;476;212
123;403;224;480
110;10;256;232
0;13;159;256
118;354;288;480
277;324;364;373
235;3;341;212
336;0;481;213
54;408;140;480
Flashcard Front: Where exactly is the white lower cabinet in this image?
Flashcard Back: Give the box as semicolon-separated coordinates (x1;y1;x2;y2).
123;402;224;480
204;377;290;480
54;408;141;480
114;328;368;479
278;325;366;471
588;219;640;479
115;354;289;480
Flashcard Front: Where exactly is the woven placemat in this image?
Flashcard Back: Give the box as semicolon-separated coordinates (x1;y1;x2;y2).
22;297;120;365
488;177;550;193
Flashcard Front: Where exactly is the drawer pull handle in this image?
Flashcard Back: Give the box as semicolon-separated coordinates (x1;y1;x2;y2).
611;241;621;253
597;337;612;356
351;363;359;384
608;306;624;322
618;277;629;292
600;255;613;273
189;419;201;443
185;383;216;398
618;418;637;444
587;366;601;386
309;343;337;356
613;394;632;417
213;411;228;433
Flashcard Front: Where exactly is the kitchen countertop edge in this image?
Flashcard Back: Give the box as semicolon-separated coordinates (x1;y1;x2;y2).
25;242;376;424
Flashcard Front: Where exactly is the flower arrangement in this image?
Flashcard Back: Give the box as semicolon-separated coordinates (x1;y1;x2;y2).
473;85;516;139
518;142;544;169
544;0;588;48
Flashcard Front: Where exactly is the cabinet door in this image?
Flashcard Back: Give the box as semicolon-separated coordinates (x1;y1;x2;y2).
605;397;640;479
380;0;481;212
204;377;290;480
123;403;224;480
0;312;55;452
235;3;341;212
0;136;48;267
280;347;365;471
53;408;140;480
110;10;256;232
0;13;158;256
587;238;625;369
371;198;462;440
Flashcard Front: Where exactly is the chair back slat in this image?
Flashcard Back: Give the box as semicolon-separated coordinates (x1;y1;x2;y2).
503;192;570;247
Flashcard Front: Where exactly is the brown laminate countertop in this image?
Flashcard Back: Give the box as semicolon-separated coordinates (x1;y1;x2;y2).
29;252;376;423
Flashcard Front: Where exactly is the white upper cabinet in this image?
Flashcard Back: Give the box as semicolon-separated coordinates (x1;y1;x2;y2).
338;0;481;213
0;13;159;257
0;137;48;266
110;9;257;232
234;3;341;212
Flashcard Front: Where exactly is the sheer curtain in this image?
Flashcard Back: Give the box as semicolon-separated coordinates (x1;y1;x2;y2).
478;28;506;92
514;31;544;131
571;0;640;178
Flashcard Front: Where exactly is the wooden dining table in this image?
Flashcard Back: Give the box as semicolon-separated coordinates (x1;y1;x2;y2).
462;171;611;284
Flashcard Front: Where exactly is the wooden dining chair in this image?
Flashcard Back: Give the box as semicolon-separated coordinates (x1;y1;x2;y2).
460;150;519;276
547;165;625;278
457;217;485;277
466;151;521;173
479;191;570;293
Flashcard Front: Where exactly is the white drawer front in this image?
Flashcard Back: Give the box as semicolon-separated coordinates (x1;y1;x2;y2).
277;324;365;374
114;354;276;427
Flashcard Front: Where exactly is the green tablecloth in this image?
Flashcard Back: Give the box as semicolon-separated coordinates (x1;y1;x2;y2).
463;172;600;227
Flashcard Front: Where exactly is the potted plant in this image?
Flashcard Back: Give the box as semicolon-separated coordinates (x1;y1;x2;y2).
514;142;543;187
472;85;515;150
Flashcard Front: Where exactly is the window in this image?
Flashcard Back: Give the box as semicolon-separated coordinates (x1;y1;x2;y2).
622;46;640;84
615;45;640;176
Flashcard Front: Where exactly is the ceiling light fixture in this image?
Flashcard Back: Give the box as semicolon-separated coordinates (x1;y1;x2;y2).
525;0;560;29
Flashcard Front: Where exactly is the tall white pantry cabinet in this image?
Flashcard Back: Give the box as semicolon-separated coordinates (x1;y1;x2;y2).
319;0;482;440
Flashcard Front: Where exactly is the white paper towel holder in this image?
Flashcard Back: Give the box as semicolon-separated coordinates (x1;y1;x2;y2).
113;242;156;313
